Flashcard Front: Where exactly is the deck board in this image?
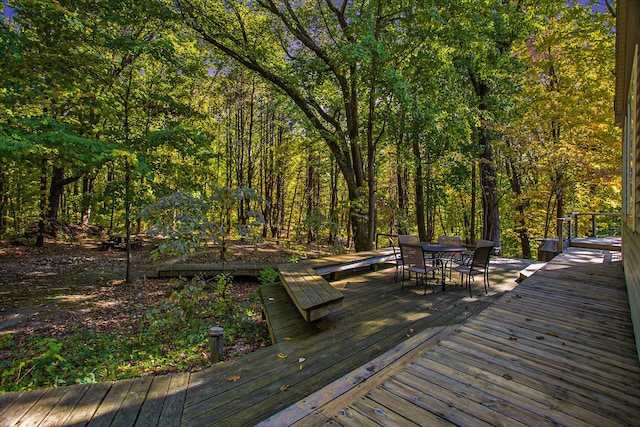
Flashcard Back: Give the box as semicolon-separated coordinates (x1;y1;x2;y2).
281;248;640;426
9;250;635;427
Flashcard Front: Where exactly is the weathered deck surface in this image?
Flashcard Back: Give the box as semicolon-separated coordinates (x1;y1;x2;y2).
570;236;621;251
0;253;531;427
10;248;638;426
263;248;640;426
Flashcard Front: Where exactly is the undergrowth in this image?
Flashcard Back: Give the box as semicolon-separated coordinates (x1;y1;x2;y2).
0;274;269;393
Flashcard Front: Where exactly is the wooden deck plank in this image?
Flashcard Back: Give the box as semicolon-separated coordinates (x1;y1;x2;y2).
38;384;91;427
181;274;504;425
157;263;277;278
110;376;153;426
9;387;67;426
134;375;172;427
277;249;640;427
423;346;627;427
86;379;134;427
158;372;189;427
0;388;47;427
0;253;539;427
59;381;112;426
439;333;640;423
256;326;456;426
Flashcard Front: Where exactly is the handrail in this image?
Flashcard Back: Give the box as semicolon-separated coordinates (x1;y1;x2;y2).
556;212;621;253
568;212;621;240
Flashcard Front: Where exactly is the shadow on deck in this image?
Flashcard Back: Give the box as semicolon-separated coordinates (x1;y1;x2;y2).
3;249;638;426
262;248;640;426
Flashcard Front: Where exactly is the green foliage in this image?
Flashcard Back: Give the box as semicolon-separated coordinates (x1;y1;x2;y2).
257;268;278;286
0;275;267;392
140;187;265;261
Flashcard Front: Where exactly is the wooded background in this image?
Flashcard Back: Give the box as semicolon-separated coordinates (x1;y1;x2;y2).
0;0;621;258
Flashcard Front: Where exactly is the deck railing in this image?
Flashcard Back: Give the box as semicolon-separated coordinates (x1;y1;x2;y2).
557;211;621;252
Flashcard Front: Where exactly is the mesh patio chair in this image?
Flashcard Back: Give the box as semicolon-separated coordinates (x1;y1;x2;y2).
452;243;493;297
388;236;403;282
400;242;441;294
397;235;419;282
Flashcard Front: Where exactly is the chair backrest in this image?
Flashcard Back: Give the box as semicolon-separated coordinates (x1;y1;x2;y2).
400;243;425;267
398;234;418;244
476;239;494;248
471;245;493;271
438;235;462;246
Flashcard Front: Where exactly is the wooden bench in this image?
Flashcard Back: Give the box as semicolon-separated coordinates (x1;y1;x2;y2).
313;250;397;278
276;248;397;322
276;264;344;322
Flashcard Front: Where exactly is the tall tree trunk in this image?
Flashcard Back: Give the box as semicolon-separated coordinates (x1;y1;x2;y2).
36;159;48;247
471;75;501;250
81;174;95;225
396;133;409;235
46;167;65;219
411;136;427;242
470;161;476;245
505;157;531;258
329;154;339;244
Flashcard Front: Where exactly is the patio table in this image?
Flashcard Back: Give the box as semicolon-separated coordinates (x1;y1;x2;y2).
419;243;466;291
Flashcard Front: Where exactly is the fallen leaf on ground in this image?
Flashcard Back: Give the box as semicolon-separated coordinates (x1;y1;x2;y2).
298;358;306;363
283;337;292;341
546;331;558;337
280;384;290;391
227;376;240;382
277;353;288;359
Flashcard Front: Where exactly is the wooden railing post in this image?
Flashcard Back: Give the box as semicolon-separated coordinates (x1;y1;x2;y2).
209;326;224;363
557;218;564;253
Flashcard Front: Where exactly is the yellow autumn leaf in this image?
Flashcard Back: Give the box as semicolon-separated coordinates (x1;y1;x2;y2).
283;337;292;341
280;384;290;392
278;353;288;359
227;375;240;382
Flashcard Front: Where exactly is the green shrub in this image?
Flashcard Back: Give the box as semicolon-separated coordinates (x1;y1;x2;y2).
258;268;278;285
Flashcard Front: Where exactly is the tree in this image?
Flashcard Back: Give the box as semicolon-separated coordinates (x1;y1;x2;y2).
175;0;421;251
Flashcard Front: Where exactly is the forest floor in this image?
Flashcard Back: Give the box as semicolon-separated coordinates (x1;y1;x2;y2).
0;223;334;389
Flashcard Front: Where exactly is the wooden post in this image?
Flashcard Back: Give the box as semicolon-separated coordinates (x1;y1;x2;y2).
209;327;224;363
557;218;564;253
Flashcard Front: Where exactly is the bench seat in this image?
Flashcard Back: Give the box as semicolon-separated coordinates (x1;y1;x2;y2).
277;264;344;322
276;248;396;322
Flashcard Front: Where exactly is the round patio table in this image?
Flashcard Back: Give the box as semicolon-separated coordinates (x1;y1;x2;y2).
419;243;466;291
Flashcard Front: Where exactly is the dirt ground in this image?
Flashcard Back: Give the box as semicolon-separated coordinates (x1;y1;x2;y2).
0;227;331;364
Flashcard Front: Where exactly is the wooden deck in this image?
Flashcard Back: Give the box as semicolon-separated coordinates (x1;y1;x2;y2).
3;249;637;426
262;248;640;426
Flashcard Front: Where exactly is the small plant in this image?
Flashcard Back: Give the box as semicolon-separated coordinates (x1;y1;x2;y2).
140;187;265;262
258;268;279;285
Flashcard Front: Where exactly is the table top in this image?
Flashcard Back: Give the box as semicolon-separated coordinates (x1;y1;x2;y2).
419;243;466;252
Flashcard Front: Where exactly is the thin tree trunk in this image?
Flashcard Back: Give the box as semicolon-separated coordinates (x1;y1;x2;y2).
411;136;427;242
36;159;48;247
